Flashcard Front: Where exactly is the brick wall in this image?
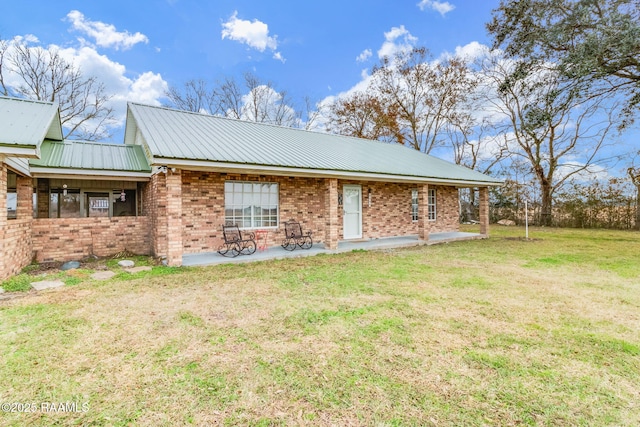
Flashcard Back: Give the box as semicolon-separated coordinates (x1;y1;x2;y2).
180;172;327;253
338;181;459;239
165;170;183;266
0;162;34;280
32;217;151;262
142;172;167;258
432;185;461;233
178;173;462;254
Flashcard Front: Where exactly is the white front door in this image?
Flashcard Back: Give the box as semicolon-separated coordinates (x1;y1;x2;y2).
343;185;362;239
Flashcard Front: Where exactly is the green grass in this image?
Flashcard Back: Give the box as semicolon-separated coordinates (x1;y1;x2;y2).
1;226;639;426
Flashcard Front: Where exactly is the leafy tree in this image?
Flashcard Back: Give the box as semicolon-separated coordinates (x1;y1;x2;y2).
326;91;400;141
488;0;640;127
0;37;115;140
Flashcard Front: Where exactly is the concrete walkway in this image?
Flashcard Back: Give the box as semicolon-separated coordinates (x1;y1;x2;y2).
182;232;485;267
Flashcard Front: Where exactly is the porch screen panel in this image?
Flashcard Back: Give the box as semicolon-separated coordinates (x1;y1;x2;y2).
224;181;278;228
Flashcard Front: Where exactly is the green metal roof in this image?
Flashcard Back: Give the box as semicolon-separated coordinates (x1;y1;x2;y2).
0;96;63;152
30;140;151;172
125;102;502;186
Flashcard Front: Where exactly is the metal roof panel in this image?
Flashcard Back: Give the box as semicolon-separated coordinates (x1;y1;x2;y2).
126;102;502;185
30;140;151;172
0;96;63;150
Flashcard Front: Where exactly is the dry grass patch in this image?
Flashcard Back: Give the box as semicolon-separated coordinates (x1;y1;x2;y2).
1;227;639;425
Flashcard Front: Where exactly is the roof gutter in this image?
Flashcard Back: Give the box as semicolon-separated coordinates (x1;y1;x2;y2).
0;145;39;158
29;167;150;181
151;157;503;187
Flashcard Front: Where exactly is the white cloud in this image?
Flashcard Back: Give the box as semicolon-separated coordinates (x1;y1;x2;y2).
417;0;455;16
356;49;372;62
66;10;148;51
221;11;284;61
272;51;285;63
3;35;167;138
377;25;418;59
453;41;490;62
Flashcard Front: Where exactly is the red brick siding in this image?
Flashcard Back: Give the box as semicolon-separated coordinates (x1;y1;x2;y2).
180;172;327;253
142;173;168;257
181;171;225;253
338;181;459;239
178;173;462;253
1;219;32;279
0;163;34;280
32;217;151;262
432;185;460;233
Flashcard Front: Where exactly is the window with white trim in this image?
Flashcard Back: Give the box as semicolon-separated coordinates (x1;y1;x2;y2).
411;188;437;221
428;188;437;221
411;189;418;221
224;181;279;228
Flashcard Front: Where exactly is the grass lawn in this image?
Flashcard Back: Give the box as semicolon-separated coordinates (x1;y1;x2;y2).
1;226;639;426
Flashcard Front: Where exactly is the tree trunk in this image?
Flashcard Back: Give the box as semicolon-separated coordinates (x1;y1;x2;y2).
636;185;640;230
540;183;553;227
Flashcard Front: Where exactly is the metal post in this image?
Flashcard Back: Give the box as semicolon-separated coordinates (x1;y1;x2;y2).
525;200;529;239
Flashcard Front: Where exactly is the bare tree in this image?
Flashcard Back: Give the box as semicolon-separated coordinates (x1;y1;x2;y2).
165;79;217;114
480;54;618;226
370;47;477;153
628;166;640;230
165;71;305;128
0;38;115;140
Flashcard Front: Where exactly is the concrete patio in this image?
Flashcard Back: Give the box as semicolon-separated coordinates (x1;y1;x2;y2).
182;231;486;267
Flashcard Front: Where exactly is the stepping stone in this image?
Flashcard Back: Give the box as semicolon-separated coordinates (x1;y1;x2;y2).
124;266;152;273
0;287;5;294
31;280;65;291
118;260;135;268
61;261;81;271
90;271;116;280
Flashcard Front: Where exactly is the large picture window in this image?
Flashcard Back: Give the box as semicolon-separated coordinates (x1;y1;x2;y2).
411;188;437;221
224;181;278;228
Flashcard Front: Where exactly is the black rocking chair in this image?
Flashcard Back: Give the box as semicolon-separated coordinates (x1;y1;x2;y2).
281;220;313;251
217;224;257;257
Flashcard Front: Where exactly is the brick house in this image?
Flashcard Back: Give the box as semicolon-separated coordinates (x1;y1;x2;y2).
0;96;501;280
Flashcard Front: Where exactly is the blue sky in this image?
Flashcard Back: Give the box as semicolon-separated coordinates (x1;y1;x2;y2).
1;0;500;138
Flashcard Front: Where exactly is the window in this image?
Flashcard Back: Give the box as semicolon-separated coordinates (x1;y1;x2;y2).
224;181;278;228
411;188;437;221
47;187;137;218
428;188;437;221
50;189;81;218
86;193;110;217
7;171;16;219
411;189;418;221
113;190;136;217
7;191;17;219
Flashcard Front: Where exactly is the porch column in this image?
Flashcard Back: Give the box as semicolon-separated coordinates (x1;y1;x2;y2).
166;168;183;266
479;186;489;235
16;175;33;219
0;161;7;278
324;178;339;250
417;184;430;241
